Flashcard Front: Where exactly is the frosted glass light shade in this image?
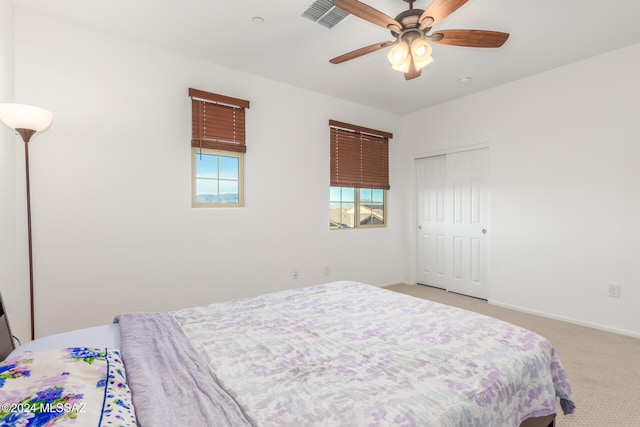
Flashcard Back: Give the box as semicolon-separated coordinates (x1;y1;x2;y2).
0;103;53;132
391;57;411;73
413;55;433;71
411;39;433;71
387;42;409;67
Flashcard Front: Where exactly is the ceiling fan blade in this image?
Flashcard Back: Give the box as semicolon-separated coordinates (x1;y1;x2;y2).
430;30;509;48
404;59;422;80
333;0;401;30
330;41;393;64
419;0;469;26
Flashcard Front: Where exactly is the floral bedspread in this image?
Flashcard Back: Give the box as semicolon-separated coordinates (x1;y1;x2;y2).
172;281;575;427
0;347;136;427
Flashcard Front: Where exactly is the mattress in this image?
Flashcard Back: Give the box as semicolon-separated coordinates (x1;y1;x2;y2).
8;324;120;357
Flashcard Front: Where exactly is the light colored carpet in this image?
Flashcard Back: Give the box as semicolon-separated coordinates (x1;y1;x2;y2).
386;284;640;427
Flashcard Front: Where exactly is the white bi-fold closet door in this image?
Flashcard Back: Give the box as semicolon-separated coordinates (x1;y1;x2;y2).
416;148;490;299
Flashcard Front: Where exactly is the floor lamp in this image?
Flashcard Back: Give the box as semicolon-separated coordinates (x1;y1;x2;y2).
0;103;53;341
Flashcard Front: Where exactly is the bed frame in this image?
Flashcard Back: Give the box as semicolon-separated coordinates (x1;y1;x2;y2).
520;414;555;427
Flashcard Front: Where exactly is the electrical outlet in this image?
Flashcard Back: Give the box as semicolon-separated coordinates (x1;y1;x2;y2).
293;270;299;280
608;284;621;298
324;265;330;275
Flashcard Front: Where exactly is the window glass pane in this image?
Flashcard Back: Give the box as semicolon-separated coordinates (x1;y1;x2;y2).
329;185;356;228
330;211;340;229
371;205;384;225
360;188;372;204
359;212;373;225
330;193;342;228
372;211;384;225
341;187;355;203
195;154;218;179
359;208;385;225
196;179;218;203
329;186;342;201
359;201;371;226
359;188;384;227
340;203;355;228
219;156;239;180
219;181;239;204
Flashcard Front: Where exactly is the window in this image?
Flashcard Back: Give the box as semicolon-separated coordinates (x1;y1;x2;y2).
189;88;249;207
192;148;243;206
329;187;386;229
329;120;392;229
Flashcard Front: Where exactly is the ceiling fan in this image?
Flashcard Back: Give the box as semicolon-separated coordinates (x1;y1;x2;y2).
330;0;509;80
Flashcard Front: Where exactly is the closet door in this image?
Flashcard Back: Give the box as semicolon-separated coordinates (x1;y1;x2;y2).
416;148;490;299
416;155;447;289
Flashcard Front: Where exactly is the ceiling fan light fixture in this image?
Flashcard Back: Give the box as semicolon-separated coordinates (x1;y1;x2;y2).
387;41;409;67
413;55;433;71
391;56;411;73
411;38;433;71
411;38;431;58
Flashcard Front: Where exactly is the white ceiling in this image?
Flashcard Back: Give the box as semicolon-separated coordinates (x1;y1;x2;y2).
14;0;640;114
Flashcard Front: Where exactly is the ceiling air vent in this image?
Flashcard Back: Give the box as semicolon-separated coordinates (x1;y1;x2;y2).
302;0;350;29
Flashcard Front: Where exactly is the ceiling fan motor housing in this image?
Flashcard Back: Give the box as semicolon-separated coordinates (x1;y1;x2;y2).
390;9;428;37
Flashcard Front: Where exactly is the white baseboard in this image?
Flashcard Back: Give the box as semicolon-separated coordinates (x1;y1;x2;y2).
378;281;640;339
489;299;640;339
377;280;412;288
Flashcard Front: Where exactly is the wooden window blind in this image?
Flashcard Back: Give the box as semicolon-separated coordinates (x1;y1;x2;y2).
329;120;392;190
189;88;250;153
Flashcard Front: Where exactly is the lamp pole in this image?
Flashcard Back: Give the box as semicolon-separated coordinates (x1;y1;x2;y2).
20;130;36;341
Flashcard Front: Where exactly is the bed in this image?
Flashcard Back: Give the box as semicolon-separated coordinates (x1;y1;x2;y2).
1;281;575;426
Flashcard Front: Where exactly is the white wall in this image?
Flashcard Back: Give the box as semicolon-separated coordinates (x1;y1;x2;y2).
401;43;640;337
14;10;405;337
0;0;29;342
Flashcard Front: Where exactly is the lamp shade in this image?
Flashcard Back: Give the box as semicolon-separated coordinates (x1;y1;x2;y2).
387;42;409;67
411;39;433;71
0;103;53;133
391;56;411;73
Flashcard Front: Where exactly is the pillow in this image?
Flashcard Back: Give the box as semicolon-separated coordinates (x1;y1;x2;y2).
0;347;136;426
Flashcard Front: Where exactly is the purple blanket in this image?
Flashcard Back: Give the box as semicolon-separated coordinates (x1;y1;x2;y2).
116;312;253;427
